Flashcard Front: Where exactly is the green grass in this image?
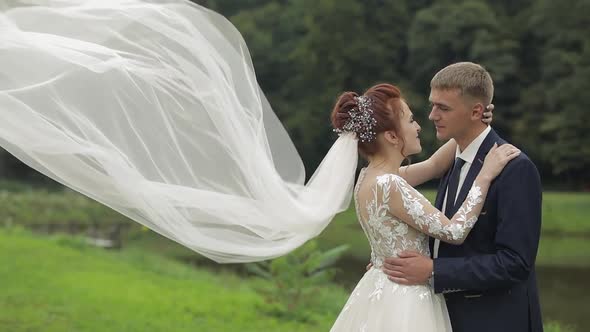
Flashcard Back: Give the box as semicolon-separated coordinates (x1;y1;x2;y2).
0;228;347;332
542;192;590;234
1;182;585;331
0;228;579;332
0;186;587;330
545;321;577;332
536;235;590;267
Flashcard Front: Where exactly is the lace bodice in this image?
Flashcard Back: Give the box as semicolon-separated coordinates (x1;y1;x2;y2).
354;168;484;269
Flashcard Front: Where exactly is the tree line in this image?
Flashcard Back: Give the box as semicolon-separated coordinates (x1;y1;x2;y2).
200;0;590;188
1;0;588;188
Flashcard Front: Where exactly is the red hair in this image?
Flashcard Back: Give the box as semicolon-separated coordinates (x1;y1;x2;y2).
331;83;405;157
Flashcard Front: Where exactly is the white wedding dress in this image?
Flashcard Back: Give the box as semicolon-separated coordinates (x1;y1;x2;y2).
331;168;484;331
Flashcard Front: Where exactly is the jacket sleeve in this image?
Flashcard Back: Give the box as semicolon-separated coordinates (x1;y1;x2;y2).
432;156;542;293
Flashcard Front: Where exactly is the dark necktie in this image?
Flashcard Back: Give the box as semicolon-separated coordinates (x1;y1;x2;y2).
445;157;465;218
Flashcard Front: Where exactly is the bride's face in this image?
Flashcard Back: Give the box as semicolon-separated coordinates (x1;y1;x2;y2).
398;101;422;156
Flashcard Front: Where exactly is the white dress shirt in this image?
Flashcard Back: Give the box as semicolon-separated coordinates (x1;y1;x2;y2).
433;125;492;258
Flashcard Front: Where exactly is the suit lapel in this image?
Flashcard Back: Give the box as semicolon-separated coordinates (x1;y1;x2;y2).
450;129;501;215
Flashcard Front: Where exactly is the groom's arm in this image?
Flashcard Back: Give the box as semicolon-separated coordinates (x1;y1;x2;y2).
432;156;542;293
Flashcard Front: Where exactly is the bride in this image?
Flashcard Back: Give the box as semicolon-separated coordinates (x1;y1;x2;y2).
0;1;518;330
327;84;518;331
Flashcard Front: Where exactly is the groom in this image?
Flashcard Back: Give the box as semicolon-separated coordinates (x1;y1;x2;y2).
383;62;543;332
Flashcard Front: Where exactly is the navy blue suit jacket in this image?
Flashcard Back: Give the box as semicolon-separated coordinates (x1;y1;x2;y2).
430;129;543;332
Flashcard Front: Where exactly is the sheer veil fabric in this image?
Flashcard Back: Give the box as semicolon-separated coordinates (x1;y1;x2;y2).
0;0;358;262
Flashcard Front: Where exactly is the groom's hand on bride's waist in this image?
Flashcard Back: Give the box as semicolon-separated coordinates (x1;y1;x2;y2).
382;251;433;286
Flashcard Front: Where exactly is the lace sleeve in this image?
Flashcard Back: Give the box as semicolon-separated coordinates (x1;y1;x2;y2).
377;174;487;245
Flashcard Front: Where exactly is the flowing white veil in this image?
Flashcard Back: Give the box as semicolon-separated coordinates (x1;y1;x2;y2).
0;0;358;262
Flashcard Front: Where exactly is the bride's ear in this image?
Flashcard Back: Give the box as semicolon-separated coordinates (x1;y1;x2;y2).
383;131;399;145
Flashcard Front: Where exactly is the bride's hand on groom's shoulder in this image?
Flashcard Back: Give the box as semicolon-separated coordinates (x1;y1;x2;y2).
482;104;494;124
480;143;521;182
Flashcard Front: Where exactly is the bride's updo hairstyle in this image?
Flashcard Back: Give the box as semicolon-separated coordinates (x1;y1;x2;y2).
331;83;405;157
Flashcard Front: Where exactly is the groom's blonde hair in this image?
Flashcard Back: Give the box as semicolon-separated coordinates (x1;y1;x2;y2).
430;62;494;105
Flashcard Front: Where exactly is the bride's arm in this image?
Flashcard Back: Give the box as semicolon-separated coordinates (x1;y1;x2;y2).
386;144;520;245
381;172;489;245
398;139;456;187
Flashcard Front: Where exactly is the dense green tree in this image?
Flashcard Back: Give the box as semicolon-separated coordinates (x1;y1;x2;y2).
196;0;274;17
1;0;588;187
405;0;520;158
279;0;416;170
513;0;590;186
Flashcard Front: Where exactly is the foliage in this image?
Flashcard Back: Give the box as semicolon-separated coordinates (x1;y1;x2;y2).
1;0;588;186
545;320;577;332
0;228;348;331
227;0;590;186
512;0;590;185
0;188;133;228
246;240;349;323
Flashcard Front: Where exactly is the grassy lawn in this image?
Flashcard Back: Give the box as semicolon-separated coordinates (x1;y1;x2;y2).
536;235;590;267
0;185;587;331
0;228;579;332
541;192;590;234
0;228;347;332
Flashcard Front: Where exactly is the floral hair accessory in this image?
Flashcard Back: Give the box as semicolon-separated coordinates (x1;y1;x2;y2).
333;95;377;143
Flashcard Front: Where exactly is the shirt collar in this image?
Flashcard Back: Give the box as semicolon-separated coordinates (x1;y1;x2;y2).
455;126;492;164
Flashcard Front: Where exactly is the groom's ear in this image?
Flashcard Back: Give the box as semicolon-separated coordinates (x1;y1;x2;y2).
471;103;485;121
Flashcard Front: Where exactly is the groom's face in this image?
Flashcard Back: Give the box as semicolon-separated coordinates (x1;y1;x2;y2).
428;88;472;141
